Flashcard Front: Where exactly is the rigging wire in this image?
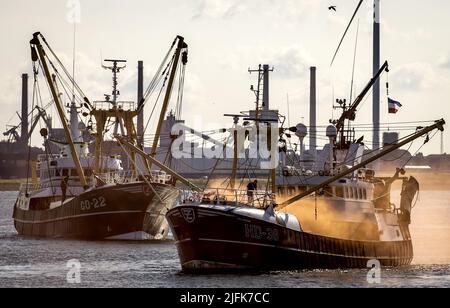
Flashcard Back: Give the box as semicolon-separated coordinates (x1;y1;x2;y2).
72;22;76;103
142;38;177;103
330;0;364;66
349;19;360;103
39;34;90;106
143;56;174;135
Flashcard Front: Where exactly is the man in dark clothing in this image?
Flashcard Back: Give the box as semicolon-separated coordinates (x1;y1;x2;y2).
61;176;69;204
247;180;258;204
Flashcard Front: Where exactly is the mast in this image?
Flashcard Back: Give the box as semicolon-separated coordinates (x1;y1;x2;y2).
102;59;127;107
277;119;445;209
137;61;144;145
268;122;276;199
149;36;188;167
90;105;139;174
30;32;88;187
20;74;29;148
102;59;127;135
334;61;388;149
310;67;317;157
248;65;276;196
230;116;239;190
373;0;381;150
91;59;141;174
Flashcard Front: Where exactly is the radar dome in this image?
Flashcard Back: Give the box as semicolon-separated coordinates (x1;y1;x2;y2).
326;125;337;138
295;123;308;139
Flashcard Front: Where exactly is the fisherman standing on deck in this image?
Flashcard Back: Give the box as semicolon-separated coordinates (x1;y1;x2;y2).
61;176;69;204
247;180;258;204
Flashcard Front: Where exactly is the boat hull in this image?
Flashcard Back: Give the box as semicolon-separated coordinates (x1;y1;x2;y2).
13;182;179;240
167;205;413;273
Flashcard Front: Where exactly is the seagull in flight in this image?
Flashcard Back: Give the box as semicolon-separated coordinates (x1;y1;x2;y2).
329;6;337;12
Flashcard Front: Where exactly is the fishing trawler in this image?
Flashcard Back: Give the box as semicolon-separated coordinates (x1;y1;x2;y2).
12;32;187;240
166;60;446;272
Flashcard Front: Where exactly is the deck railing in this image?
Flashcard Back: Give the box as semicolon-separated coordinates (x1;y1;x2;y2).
18;183;44;195
92;101;136;111
95;170;172;185
19;170;172;195
180;188;275;209
37;153;60;162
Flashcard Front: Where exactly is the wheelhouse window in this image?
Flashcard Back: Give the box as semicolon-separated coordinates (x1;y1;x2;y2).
324;186;333;197
288;187;296;195
335;186;344;198
357;189;362;200
298;186;307;194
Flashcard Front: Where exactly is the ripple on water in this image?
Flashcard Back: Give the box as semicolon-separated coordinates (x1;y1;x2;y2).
1;191;449;288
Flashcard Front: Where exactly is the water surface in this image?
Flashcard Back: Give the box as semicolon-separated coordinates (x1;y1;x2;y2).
1;191;449;288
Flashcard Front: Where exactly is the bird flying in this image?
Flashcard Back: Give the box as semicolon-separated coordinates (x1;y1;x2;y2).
329;6;337;12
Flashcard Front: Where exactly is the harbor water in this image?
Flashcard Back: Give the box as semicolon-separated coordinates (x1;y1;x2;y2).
0;191;449;288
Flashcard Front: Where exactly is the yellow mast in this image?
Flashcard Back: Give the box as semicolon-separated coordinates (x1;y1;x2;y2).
90;108;139;174
30;32;88;188
149;36;187;168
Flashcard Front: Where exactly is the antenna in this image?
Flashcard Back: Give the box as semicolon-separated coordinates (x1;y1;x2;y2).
350;19;360;103
72;23;76;104
286;93;291;128
249;64;274;111
102;59;127;107
330;0;364;66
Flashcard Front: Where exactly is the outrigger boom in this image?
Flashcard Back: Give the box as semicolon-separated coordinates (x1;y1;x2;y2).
115;135;202;192
277;119;446;210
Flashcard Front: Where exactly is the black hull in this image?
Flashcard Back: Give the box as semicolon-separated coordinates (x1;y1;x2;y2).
167;205;413;273
13;183;179;240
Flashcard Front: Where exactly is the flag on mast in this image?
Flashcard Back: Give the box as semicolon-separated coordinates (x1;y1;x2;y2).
388;98;402;114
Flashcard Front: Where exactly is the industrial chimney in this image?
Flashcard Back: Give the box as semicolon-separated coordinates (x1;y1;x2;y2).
309;67;317;157
137;61;144;144
21;73;28;147
373;0;381;150
262;64;270;111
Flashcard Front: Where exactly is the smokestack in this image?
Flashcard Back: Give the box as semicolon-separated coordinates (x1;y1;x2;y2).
373;0;381;150
137;61;144;144
21;73;28;147
263;64;270;111
310;67;317;157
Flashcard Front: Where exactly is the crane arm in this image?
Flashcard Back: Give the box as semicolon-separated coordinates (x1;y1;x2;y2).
336;61;389;133
277;119;445;210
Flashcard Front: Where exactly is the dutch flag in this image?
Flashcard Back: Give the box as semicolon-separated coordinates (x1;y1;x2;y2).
388;98;402;114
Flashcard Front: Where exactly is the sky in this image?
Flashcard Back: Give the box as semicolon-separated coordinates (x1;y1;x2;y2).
1;0;450;155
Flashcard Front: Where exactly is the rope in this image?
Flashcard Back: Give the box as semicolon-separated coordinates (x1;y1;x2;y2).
39;34;89;105
142;38;177;104
143;58;173;135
